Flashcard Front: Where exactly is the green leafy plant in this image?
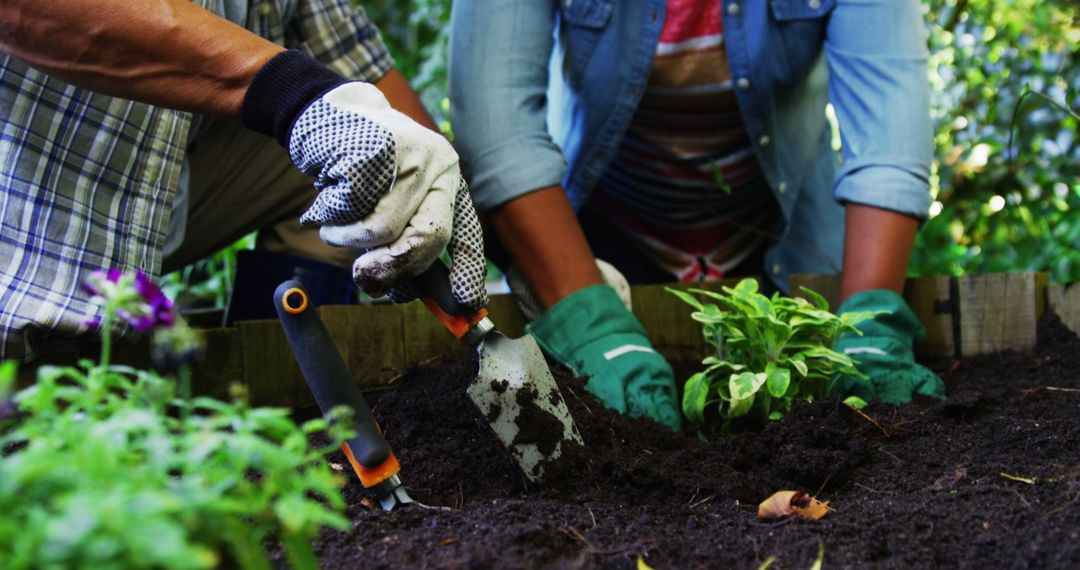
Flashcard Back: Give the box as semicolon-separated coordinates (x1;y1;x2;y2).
0;270;352;569
669;279;876;430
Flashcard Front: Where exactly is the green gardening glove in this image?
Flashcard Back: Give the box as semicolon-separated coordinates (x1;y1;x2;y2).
829;289;946;403
526;285;681;430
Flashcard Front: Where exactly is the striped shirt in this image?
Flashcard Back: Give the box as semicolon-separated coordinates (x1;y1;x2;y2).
589;0;778;282
0;0;392;360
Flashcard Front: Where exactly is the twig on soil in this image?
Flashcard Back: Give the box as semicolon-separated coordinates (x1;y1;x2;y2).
814;473;834;497
1048;490;1080;516
1003;487;1033;510
454;483;464;510
587;505;597;529
561;527;655;558
844;403;891;438
1000;472;1036;485
878;448;903;465
1046;386;1080;394
854;482;894;495
1021;386;1080;400
560;527;597;551
689;494;716;509
563;384;595;415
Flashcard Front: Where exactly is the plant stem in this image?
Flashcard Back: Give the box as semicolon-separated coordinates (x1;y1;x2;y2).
99;305;113;370
179;364;192;422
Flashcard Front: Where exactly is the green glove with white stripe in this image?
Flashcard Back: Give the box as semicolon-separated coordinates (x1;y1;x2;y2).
526;285;681;430
829;289;946;403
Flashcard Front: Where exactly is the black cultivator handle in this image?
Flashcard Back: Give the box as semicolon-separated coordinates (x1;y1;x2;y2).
273;280;398;488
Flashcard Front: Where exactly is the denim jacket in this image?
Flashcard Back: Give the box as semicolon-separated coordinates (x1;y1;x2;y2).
449;0;932;290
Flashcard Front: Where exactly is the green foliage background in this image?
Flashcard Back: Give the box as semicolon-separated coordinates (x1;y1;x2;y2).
916;0;1079;282
365;0;1080;282
169;0;1080;308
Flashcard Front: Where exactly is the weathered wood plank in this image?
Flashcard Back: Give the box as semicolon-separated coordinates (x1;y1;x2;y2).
16;274;1062;409
319;303;406;387
904;276;957;357
956;273;1040;356
399;301;458;366
1035;272;1050;319
239;319;314;407
1047;282;1080;337
788;274;842;311
189;328;242;402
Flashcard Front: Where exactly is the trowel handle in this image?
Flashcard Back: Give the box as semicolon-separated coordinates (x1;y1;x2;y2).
410;261;488;341
273;280;400;489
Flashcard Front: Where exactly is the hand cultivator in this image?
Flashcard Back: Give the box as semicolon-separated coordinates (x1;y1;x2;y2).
275;281;445;511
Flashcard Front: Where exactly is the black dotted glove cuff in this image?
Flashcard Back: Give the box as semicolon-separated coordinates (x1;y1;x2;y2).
240;50;349;146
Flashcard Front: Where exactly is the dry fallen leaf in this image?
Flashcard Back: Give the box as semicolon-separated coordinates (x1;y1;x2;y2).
757;491;830;521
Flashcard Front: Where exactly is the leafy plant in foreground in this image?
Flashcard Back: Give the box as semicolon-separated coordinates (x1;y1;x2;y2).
669;279;876;429
0;270;352;569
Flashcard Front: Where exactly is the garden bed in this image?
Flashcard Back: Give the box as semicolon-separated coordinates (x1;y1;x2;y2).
285;314;1080;569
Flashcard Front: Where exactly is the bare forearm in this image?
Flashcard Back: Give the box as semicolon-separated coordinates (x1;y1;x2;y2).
489;187;602;309
0;0;283;115
373;69;438;132
840;204;919;301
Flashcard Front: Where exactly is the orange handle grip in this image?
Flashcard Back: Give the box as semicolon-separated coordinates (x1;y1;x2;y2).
342;442;401;488
421;299;488;340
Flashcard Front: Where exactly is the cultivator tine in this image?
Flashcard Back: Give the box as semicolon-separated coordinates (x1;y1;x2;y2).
373;475;451;512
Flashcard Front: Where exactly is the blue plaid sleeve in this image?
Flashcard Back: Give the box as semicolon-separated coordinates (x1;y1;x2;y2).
288;0;395;82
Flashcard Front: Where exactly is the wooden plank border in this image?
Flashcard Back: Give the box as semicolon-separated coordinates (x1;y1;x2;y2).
16;273;1069;406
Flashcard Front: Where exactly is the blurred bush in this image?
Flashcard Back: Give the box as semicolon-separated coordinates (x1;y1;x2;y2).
369;0;1079;282
915;0;1079;282
167;0;1080;309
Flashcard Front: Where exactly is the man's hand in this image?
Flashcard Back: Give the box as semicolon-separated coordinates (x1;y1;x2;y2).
829;289;945;403
242;51;487;309
526;284;681;430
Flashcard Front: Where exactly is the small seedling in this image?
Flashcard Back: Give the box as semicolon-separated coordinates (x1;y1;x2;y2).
669;278;878;429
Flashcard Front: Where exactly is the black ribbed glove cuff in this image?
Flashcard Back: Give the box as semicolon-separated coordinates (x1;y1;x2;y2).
240;50;349;146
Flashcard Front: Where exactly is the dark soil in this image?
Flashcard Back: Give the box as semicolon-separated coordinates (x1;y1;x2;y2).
298;316;1080;569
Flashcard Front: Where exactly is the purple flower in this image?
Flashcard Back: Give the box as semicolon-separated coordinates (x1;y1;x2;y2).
82;268;178;333
81;269;120;297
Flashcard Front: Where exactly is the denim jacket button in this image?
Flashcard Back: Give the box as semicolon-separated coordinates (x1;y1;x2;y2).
726;3;740;16
777;181;788;194
736;77;751;90
758;135;771;147
808;0;823;9
772;264;782;275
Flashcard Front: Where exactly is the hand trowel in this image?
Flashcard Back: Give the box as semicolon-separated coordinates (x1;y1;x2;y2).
409;262;584;482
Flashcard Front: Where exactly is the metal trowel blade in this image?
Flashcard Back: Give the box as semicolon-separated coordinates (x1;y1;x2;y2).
465;331;584;482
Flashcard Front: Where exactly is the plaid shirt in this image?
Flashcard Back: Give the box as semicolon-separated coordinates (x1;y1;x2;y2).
0;0;393;360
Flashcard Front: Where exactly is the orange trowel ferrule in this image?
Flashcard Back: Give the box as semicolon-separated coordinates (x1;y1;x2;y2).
421;299;488;341
342;442;401;488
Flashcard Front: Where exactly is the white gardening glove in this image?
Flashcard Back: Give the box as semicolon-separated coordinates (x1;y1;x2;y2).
240;50;487;309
